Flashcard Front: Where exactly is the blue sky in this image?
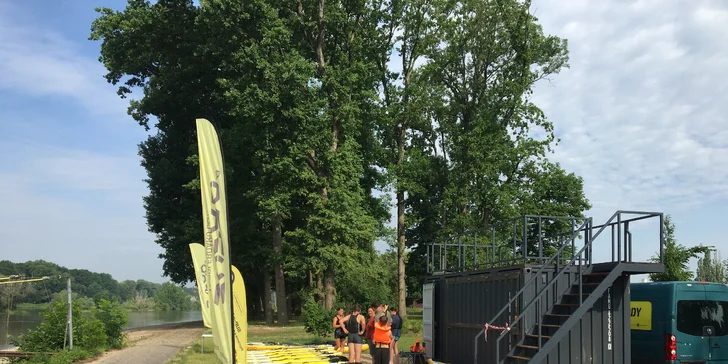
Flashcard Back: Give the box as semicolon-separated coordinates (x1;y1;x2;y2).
1;0;727;283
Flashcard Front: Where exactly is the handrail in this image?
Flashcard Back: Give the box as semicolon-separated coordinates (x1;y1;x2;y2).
473;210;665;364
490;219;590;361
473;218;590;363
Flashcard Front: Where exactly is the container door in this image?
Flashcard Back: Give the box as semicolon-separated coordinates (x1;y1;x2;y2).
704;285;728;362
675;283;710;362
423;283;435;358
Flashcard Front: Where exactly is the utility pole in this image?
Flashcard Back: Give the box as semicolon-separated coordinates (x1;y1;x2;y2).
67;277;73;350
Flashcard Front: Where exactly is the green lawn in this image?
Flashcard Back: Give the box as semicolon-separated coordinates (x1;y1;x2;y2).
166;308;424;364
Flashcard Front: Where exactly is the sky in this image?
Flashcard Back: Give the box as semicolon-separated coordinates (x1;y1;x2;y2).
1;0;727;283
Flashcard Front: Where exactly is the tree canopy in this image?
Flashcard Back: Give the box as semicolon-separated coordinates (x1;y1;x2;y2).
650;215;709;282
89;0;590;319
0;260;193;312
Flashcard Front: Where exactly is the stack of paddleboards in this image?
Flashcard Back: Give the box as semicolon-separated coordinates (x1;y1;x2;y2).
242;343;349;363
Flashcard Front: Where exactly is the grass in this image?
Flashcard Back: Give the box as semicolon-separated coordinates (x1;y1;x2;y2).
166;308;424;364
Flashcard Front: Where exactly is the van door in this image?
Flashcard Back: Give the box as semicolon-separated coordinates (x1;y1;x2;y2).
704;285;728;362
675;284;711;362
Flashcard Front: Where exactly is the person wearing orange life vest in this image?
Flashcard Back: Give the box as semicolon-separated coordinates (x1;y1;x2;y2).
372;314;394;364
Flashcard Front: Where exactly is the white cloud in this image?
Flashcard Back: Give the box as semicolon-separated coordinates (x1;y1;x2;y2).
0;1;127;117
529;0;728;221
0;139;165;282
0;2;163;282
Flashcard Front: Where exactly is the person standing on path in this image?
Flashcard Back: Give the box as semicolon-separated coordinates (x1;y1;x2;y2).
372;315;393;364
374;303;392;324
333;307;347;354
389;307;402;364
342;304;367;363
365;304;377;345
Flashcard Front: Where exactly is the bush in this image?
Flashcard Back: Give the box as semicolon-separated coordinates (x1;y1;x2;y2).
96;299;128;348
16;348;93;364
403;319;422;334
302;297;334;338
17;301;74;352
16;298;129;355
76;316;107;350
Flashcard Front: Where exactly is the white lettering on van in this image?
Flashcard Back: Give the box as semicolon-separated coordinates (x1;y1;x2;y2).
607;288;612;351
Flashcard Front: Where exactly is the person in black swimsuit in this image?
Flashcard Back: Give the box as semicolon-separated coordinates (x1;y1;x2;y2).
342;304;367;363
333;307;347;354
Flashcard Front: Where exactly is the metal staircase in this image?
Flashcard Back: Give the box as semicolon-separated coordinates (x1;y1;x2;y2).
465;211;666;364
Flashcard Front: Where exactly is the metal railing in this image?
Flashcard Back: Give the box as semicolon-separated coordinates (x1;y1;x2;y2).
471;211;664;364
426;216;589;274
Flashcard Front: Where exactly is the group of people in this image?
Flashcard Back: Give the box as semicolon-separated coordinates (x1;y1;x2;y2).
332;302;403;364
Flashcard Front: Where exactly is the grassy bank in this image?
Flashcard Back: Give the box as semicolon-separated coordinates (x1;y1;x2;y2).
167;308;424;364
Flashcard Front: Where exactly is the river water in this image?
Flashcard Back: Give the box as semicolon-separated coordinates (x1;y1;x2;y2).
0;308;202;348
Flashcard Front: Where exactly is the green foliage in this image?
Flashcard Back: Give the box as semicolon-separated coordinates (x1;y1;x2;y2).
696;250;725;283
650;215;709;282
16;301;70;352
301;297;334;338
88;0;590;315
75;315;107;350
122;292;156;312
16;299;127;354
153;283;193;311
403;319;422;335
16;348;94;364
96;299;129;349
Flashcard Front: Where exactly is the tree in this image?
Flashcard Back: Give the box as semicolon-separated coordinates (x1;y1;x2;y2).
153;282;193;311
650;215;709;282
404;0;590;292
375;0;438;317
90;0;389;320
1;282;31;345
696;250;725;283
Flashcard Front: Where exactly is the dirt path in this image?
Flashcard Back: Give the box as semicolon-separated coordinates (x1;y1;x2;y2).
86;321;205;364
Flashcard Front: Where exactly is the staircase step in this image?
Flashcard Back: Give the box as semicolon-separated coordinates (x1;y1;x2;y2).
544;313;570;318
526;333;551;340
564;293;590;296
517;344;539;350
539;324;561;328
554;303;579;307
507;355;532;361
579;282;601;286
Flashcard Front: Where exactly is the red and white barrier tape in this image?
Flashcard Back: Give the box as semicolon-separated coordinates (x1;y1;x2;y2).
483;323;510;342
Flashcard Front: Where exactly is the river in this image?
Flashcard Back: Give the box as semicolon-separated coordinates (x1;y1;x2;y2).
0;308;202;348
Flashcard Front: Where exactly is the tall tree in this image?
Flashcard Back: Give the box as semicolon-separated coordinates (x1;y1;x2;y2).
695;250;725;283
375;0;438;316
650;215;709;282
405;0;589;271
293;0;384;309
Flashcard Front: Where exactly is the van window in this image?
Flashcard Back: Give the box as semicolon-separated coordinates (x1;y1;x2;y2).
677;300;728;336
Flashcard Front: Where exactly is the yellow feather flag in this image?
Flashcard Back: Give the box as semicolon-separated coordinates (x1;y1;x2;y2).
189;243;212;328
231;265;247;363
196;118;234;364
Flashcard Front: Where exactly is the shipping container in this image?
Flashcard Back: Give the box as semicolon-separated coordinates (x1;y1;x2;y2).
422;211;666;364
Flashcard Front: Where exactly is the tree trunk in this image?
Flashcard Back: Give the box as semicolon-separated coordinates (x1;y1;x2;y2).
323;269;336;310
316;274;325;303
272;217;289;326
248;291;257;320
397;189;407;316
263;270;273;325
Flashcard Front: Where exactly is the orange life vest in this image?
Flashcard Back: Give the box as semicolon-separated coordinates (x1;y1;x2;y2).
410;340;424;353
373;322;392;344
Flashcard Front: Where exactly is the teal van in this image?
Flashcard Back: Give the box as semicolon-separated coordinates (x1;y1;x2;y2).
631;282;728;363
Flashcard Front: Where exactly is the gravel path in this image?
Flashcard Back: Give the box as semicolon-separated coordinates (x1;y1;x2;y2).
86;321;205;364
